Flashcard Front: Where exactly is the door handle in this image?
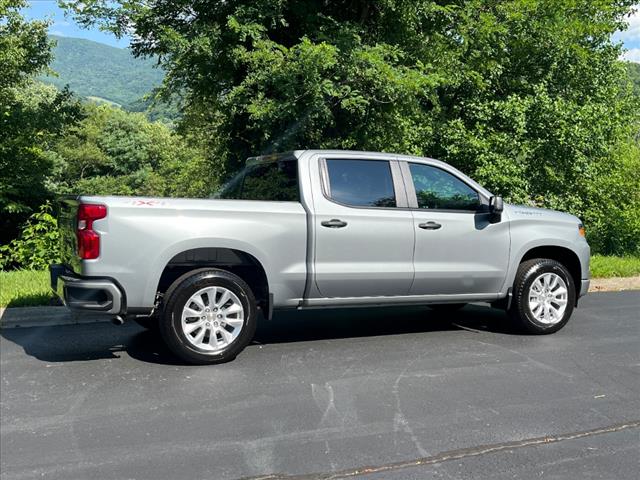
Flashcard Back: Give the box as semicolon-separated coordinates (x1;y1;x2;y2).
418;221;441;230
321;219;348;228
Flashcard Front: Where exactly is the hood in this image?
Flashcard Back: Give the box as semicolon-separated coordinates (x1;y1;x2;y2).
505;204;581;225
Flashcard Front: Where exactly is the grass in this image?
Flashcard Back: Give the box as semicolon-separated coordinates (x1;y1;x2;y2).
1;255;639;308
0;270;52;308
590;255;640;279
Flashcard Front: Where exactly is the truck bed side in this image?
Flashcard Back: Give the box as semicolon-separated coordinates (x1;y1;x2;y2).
61;196;308;310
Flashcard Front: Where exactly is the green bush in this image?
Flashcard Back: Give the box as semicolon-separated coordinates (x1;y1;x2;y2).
0;202;60;270
579;138;640;255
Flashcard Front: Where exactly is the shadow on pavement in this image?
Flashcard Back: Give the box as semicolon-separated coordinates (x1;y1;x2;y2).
0;304;515;365
0;322;171;364
254;303;515;344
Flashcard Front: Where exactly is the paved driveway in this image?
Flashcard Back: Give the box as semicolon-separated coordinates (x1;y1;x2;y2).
1;292;639;479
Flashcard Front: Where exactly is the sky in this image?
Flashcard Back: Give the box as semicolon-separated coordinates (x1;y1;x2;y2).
21;1;640;62
22;0;130;48
614;5;640;62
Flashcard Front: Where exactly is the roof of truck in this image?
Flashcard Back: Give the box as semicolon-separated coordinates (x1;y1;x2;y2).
248;149;447;167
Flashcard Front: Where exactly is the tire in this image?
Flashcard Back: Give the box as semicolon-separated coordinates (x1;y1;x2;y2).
428;303;466;312
159;269;258;365
509;258;576;334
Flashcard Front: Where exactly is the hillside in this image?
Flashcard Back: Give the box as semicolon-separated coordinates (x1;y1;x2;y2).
41;35;164;108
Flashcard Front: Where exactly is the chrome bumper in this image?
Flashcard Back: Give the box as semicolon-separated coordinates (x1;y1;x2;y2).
50;264;125;315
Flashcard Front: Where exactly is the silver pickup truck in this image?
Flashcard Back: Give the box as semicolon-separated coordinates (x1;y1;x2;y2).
51;150;590;364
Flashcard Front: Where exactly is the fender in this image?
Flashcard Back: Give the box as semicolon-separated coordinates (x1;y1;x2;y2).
501;237;585;296
142;237;273;308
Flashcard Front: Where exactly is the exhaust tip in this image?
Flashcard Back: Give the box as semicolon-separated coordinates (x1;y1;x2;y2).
111;315;125;326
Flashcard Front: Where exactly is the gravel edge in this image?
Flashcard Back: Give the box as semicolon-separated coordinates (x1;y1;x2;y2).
589;276;640;293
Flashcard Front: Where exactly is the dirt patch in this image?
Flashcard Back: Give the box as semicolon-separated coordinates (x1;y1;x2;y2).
589;276;640;293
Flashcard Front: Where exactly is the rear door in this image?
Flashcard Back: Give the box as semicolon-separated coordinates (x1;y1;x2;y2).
402;161;510;295
312;155;415;298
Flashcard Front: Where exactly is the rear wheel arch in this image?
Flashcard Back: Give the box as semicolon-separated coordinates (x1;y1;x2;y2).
155;248;270;314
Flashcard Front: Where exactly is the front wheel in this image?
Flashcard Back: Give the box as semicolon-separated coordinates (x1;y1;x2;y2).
509;258;576;334
159;269;257;364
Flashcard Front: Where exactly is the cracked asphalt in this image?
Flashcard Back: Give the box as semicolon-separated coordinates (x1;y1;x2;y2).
1;291;639;479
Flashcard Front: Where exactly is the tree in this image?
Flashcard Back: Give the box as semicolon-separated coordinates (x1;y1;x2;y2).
64;1;639;253
47;103;211;199
0;0;82;243
627;62;640;97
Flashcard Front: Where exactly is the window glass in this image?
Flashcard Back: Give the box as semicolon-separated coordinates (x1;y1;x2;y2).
409;163;479;210
326;159;396;207
216;160;299;201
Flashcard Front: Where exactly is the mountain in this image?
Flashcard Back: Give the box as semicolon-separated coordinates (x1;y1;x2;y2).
41;35;164;109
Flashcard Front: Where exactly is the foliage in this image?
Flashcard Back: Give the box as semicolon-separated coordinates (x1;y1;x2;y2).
126;95;181;123
0;202;61;270
64;0;640;254
627;62;640;97
0;1;83;243
41;35;165;110
46;103;211;198
590;255;640;278
0;0;51;86
0;270;52;307
582;138;640;255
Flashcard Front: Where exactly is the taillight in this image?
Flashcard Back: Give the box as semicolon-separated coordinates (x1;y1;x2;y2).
77;203;107;259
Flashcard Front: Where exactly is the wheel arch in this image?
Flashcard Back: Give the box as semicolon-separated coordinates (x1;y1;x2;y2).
155;247;270;316
518;245;582;295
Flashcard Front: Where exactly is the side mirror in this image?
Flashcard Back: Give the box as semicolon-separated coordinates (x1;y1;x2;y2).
489;196;503;222
489;195;503;214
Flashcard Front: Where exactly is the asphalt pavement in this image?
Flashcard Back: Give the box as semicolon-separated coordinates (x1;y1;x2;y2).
1;291;639;479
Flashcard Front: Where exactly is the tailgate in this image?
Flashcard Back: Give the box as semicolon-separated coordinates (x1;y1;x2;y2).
57;197;81;272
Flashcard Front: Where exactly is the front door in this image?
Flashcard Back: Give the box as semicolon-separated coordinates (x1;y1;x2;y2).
404;161;510;295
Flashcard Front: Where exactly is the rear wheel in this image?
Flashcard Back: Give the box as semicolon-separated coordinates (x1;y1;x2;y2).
509;258;575;334
159;269;257;364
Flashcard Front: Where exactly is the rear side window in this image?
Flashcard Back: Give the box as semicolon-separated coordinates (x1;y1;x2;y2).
218;160;299;201
325;159;396;207
409;163;479;210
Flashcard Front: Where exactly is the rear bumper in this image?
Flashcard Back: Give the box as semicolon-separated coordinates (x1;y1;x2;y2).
50;264;125;315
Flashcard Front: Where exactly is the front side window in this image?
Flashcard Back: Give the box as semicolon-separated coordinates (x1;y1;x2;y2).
409;163;479;210
325;159;396;207
216;159;299;201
